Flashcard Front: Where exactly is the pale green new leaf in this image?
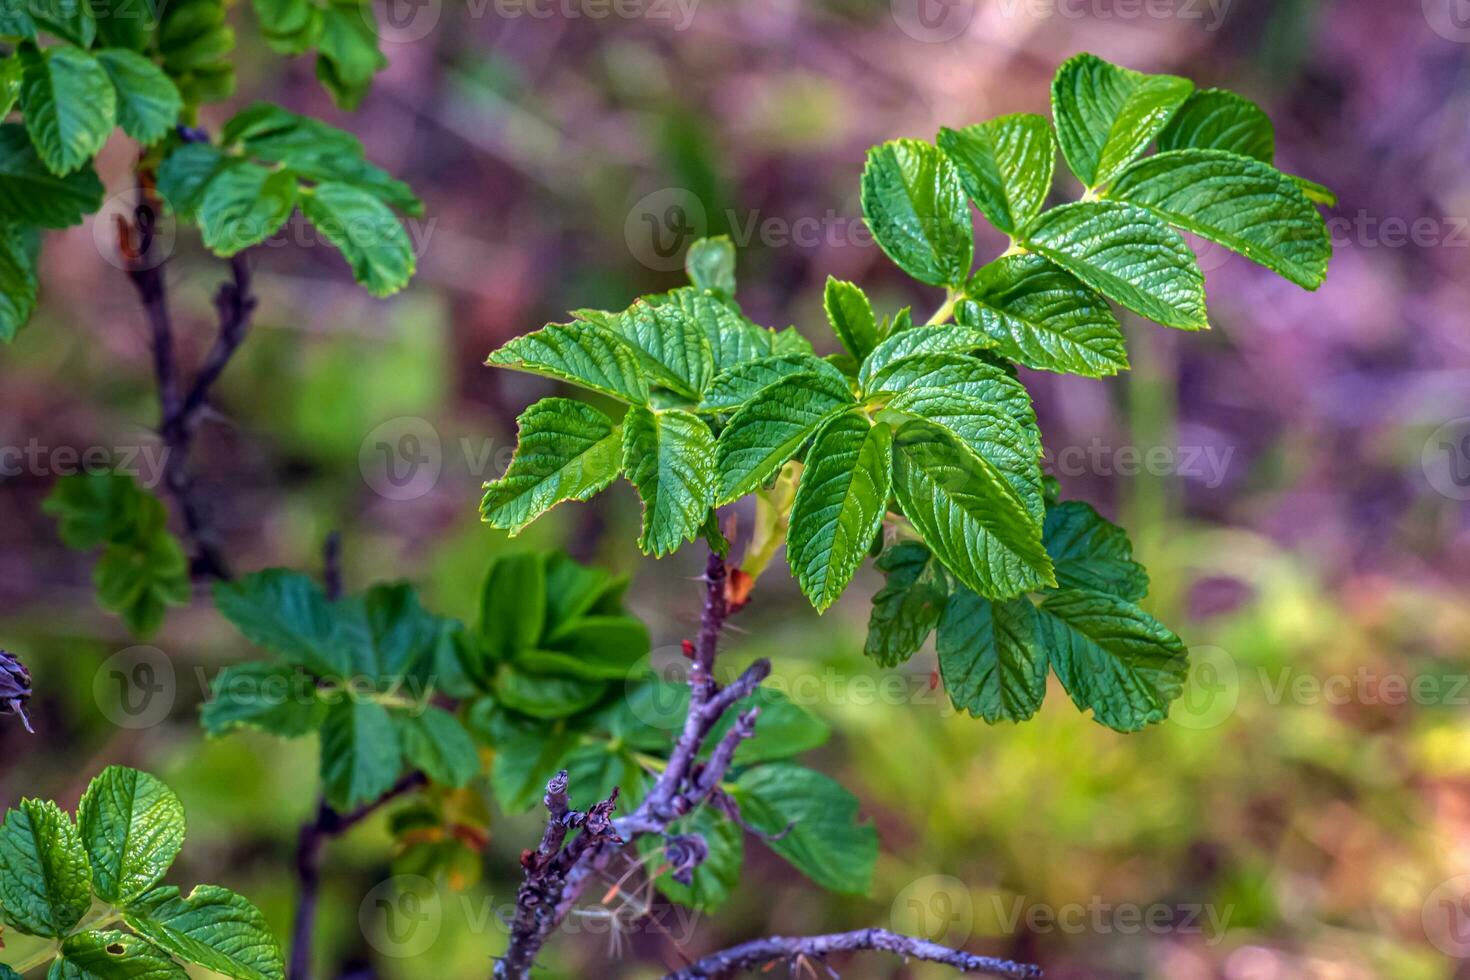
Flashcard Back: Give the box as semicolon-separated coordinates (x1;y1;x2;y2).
714;372;854;504
860;138;973;287
787;413;892;611
1039;587;1188;732
480;398;623;534
1050;52;1192;189
96;50;183;146
823;277;878;361
1109;149;1331;288
126;885;284;980
78;767;185;905
1043;500;1148;601
0;124;103;227
1157;88;1274;161
487;322;649;405
0;799;91;938
937;113;1055;236
622;406;717;557
685;235;735;298
731;764;877;895
698;353;847;413
856;324;996;392
964;253;1126;376
320;701;403;810
18;44;116;177
0;57;20;119
196;163;298;257
936;589;1046;723
864;541;948;667
891;419;1053;600
299;181;414;297
1024;200;1208;330
53;930;186;980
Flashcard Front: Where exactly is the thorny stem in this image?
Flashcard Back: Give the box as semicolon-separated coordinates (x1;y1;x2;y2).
492;547;1041;980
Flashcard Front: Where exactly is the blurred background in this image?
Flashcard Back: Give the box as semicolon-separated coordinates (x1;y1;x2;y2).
3;0;1470;976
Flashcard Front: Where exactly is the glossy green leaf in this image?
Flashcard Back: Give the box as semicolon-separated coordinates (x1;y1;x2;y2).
0;57;21;120
963;253;1127;377
645;287;773;373
492;667;606;720
861;138;973;287
0;799;91;938
53;931;186;980
319;700;403;810
823;277;879;361
787;413;892;612
1108;149;1331;288
714;371;854;505
600;302;714;398
1050;52;1192;189
486;322;649;405
213;571;341;678
685;235;735;298
1039;587;1188;732
96;50;182;146
856;325;996;393
1024;200;1208;330
937;589;1046;723
1042;500;1148;601
698;353;847;413
125;885;284;980
396;706;480;788
731;764;877;895
155;142;227;220
201;662;327;738
314;1;385;110
78;766;185;905
0;223;37;342
480;398;623;535
1157;88;1274;162
0;124;102;227
622;406;717;557
300;181;414;296
937;113;1055;236
196;163;297;257
864;353;1037;447
18;44;116;177
864;541;948;667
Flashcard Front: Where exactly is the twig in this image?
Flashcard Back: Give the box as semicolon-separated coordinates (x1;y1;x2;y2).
659;929;1043;979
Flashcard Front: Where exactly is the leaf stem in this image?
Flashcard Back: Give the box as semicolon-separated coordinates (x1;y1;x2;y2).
925;288;959;326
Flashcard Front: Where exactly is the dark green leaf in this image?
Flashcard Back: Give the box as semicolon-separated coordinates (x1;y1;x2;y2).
861;138;973;287
319;700;403;810
0;799;91;938
731;764;877;895
396;706;479;788
201;662;326;738
96;49;182;146
213;571;340;678
698;354;847;413
477;552;546;662
639;808;742;913
125;885;284;980
0;124;102;227
937;590;1045;723
864;541;948;667
714;371;854;505
599;302;714;399
857;325;997;393
0;223;36;342
486;322;649;405
622;407;717;557
1042;500;1148;601
492;667;607;720
1156;88;1273;162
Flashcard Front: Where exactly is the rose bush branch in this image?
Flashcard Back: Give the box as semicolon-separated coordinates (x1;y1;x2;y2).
660;928;1043;979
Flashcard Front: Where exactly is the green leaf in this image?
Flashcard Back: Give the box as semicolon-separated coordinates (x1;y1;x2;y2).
300;181;414;296
320;700;403;810
94;522;190;638
53;931;186;980
336;583;444;681
78;767;185;905
95;50;182;146
1024;200;1208;330
713;687;831;766
486;322;649;405
0;124;103;226
937;590;1045;723
314;0;385;110
622;406;717;557
251;0;317;48
860;138;973;287
18;44;115;177
43;472;143;550
1157;88;1274;162
787;413;892;612
685;235;735;298
714;371;854;505
125;885;284;980
1108;149;1331;289
155;142;227;220
891;419;1053;600
645;288;773;373
599;302;714;399
0;57;21;120
963;253;1127;377
1042;500;1148;601
884;386;1044;525
196;162;298;257
93;0;161;50
480;398;623;535
823;277;879;362
31;0;96;47
864;541;948;667
515;617;649;681
0;799;90;938
639;808;742;913
476;552;546;664
856;324;996;393
731;764;877;895
770;326;812;356
937;113;1055;237
698;353;847;413
1038;588;1188;732
864;353;1037;446
492;667;606;720
1050;53;1192;190
213;571;340;678
201;662;327;738
396;706;479;788
1291;175;1337;207
0;223;36;342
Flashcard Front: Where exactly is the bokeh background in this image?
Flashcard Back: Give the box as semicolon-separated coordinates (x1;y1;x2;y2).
3;0;1470;977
